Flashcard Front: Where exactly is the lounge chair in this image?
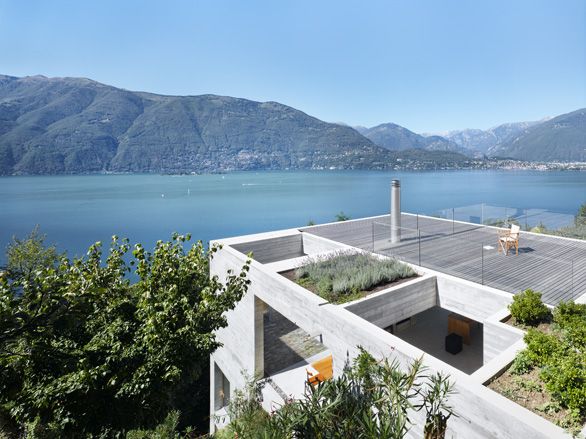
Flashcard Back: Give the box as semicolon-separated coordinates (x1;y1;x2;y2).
498;224;520;255
306;354;333;386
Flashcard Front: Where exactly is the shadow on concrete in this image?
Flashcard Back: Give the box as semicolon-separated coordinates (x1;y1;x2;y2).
388;306;484;374
264;306;326;377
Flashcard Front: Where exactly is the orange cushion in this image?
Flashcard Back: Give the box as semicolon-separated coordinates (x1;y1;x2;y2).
311;355;333;381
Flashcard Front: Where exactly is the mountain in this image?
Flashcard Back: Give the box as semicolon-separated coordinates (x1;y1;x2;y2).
488;109;586;161
0;74;476;175
357;123;464;154
429;120;544;154
0;74;399;175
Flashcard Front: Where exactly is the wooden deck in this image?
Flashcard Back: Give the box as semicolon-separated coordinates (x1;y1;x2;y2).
302;214;586;305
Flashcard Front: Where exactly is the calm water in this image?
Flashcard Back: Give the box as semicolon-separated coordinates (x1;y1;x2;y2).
0;170;584;264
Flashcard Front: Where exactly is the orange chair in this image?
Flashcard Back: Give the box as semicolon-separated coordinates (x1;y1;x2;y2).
306;354;333;386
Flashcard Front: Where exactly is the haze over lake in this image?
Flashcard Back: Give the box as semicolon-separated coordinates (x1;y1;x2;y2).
0;170;584;264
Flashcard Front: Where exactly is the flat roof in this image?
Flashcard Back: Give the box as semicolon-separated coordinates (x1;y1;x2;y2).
302;213;586;305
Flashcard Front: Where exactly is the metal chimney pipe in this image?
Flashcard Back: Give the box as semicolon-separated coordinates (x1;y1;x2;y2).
391;179;401;243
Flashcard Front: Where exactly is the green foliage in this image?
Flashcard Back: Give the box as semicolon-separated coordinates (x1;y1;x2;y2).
510;350;534;375
419;373;456;439
483;217;520;228
0;235;250;437
551;223;586;240
221;350;455;439
510;299;586;420
126;411;189;439
524;328;561;366
542;204;586;240
540;353;586;416
5;226;59;280
306;219;316;226
335;211;351;222
508;289;550;326
553;301;586;349
295;251;417;304
575;203;586;226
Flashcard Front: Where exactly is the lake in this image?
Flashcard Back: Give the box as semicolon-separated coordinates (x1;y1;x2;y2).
0;170;584;264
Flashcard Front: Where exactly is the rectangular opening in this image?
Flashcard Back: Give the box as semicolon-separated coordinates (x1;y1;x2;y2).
214;363;231;411
388;306;484;375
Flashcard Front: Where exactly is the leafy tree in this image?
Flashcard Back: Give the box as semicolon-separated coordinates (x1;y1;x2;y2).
0;234;250;437
5;226;59;280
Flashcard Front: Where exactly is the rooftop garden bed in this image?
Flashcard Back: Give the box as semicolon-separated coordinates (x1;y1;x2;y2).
487;290;586;435
282;251;417;304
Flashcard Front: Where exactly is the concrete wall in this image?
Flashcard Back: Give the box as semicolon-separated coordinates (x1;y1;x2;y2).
210;242;568;438
232;233;304;264
301;232;352;254
343;275;437;328
436;274;513;320
435;273;523;365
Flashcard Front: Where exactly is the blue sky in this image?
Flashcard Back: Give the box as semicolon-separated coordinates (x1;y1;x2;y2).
0;0;584;132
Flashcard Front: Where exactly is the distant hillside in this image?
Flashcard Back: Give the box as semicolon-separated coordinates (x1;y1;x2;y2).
427;120;544;154
357;123;464;154
1;75;467;175
488;109;586;161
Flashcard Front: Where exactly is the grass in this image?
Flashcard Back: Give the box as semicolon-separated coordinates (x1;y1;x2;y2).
294;250;417;304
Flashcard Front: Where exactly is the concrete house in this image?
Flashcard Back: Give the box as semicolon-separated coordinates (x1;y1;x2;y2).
209;181;586;438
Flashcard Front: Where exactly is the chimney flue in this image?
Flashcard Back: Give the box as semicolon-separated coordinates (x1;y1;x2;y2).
391;179;401;243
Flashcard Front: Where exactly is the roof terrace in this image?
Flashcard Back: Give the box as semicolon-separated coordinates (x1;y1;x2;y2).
303;213;586;305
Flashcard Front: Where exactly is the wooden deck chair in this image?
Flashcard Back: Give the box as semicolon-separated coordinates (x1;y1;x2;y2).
306;354;333;386
498;224;520;255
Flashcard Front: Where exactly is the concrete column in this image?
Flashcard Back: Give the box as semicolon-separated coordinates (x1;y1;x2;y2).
254;297;266;377
391;179;401;243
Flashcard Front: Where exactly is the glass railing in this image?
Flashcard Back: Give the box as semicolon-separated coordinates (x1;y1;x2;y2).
370;221;583;305
432;203;576;231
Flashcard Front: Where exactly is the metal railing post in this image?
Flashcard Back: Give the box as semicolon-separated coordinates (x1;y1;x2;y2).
416;213;419;231
571;259;574;299
452;208;455;234
371;222;375;252
481;203;484;225
418;230;421;266
481;243;484;285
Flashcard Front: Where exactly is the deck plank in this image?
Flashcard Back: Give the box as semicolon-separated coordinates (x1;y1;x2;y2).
302;214;586;305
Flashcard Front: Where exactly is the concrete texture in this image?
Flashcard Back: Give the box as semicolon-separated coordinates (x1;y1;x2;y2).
232;234;304;264
343;275;437;329
391;306;484;374
263;305;326;376
210;229;571;438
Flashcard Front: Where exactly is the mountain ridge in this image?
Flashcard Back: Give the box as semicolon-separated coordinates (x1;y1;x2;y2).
0;74;474;175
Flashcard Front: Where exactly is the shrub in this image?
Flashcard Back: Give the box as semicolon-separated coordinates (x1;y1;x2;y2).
221;351;455;438
540;353;586;415
508;289;550;326
510;350;534;375
575;202;586;226
554;301;586;327
295;251;416;303
524;328;561;366
335;211;351;221
553;301;586;349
